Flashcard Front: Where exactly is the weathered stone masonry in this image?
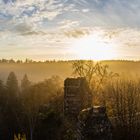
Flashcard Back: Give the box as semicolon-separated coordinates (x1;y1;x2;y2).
64;77;92;118
64;77;112;140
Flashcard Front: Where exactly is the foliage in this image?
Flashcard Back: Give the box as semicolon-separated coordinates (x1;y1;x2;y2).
0;70;140;140
21;74;31;91
7;72;19;94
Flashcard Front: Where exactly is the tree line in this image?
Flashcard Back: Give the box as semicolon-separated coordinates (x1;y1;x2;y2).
0;59;139;64
0;59;56;63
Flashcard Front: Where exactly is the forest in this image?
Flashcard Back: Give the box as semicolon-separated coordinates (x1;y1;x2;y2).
0;60;140;140
0;59;140;82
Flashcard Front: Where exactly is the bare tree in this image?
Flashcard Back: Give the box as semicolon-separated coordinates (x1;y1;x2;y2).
106;79;140;140
72;60;97;85
72;60;119;105
72;60;118;87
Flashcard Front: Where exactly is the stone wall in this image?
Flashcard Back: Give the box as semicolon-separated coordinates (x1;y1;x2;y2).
64;77;92;118
77;106;112;140
64;77;112;140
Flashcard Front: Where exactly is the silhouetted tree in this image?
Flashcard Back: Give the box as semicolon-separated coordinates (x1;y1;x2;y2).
1;59;8;63
4;72;20;140
72;60;118;87
7;72;18;95
25;58;33;63
21;74;31;92
22;85;45;140
16;60;23;64
105;79;140;140
35;107;63;140
8;59;15;63
0;80;5;109
0;80;6;140
72;60;119;105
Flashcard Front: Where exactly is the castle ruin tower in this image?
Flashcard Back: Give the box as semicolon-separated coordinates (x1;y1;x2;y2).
64;77;92;118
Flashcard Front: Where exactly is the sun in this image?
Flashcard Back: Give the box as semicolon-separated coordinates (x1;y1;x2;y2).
71;33;118;60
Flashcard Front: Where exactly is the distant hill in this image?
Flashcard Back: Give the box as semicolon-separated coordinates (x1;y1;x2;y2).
0;60;140;83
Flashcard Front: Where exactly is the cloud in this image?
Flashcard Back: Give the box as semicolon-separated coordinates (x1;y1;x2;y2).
0;0;140;60
96;27;140;49
82;9;90;13
1;0;140;33
58;20;80;29
63;28;90;38
13;23;32;33
0;0;76;32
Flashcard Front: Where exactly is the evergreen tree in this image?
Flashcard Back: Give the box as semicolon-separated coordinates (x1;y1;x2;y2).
6;72;18;95
0;80;5;109
0;80;4;92
21;74;30;91
0;80;7;140
5;72;20;140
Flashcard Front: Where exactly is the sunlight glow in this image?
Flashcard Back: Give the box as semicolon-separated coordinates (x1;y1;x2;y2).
71;33;118;60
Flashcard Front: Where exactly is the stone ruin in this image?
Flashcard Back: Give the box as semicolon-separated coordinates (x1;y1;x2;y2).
64;77;112;140
77;106;112;140
64;77;92;118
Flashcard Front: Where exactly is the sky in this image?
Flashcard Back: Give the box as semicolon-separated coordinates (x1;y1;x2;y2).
0;0;140;60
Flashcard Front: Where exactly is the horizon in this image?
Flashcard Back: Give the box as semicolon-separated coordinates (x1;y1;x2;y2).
0;0;140;60
0;58;140;62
